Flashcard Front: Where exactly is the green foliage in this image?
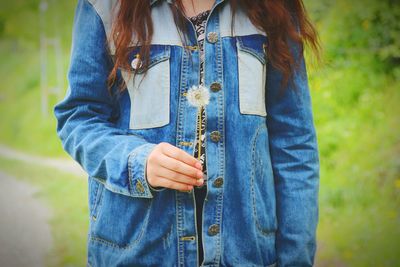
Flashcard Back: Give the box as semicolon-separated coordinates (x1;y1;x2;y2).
304;0;400;265
0;0;75;48
0;1;75;156
306;0;400;77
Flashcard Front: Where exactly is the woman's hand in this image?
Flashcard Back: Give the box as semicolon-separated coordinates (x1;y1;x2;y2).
146;142;204;191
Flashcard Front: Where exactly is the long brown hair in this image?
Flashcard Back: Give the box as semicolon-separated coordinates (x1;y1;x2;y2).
108;0;320;92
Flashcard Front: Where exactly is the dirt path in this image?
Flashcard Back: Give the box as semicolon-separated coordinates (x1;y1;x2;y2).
0;144;86;177
0;171;52;267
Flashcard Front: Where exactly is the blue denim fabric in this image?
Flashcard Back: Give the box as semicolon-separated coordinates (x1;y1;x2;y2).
53;0;320;266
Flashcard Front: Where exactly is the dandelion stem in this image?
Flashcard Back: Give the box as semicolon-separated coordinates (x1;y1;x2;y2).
197;106;202;162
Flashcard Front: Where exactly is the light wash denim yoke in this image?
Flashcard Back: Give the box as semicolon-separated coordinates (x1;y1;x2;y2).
54;0;320;266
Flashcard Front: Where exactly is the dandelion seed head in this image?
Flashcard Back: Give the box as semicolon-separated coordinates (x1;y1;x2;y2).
186;84;210;107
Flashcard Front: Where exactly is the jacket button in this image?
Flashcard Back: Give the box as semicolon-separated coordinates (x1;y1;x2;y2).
263;43;268;56
131;55;143;70
210;82;222;92
213;177;224;188
208;224;220;236
207;32;218;43
210;131;221;142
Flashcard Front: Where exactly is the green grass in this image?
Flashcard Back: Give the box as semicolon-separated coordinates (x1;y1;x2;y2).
0;40;70;157
0;157;88;267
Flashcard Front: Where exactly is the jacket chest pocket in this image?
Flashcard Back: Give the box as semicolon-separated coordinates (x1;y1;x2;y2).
121;45;171;130
236;36;268;117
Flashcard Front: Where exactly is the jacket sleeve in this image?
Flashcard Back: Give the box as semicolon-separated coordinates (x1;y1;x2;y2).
53;0;158;198
265;41;320;266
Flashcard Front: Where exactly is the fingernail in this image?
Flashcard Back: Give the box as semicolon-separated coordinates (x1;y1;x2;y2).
197;171;204;179
198;179;204;185
195;162;202;170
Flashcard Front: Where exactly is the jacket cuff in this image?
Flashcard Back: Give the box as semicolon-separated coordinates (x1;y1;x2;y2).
127;143;158;198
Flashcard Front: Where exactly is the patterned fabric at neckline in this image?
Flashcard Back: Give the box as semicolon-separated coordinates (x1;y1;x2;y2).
188;10;211;22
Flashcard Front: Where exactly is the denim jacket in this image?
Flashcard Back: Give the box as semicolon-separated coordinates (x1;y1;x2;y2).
54;0;320;266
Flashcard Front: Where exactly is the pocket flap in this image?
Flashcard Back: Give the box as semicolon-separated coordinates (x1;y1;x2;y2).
128;45;171;73
236;35;268;65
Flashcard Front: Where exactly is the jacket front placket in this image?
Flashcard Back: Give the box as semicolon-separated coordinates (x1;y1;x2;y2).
200;6;226;266
174;7;204;267
173;1;226;266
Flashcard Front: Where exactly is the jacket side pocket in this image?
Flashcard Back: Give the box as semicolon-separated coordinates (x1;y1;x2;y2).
251;124;278;236
88;176;105;222
89;185;153;249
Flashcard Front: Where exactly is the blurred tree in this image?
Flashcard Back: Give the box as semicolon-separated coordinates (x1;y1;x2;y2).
306;0;400;75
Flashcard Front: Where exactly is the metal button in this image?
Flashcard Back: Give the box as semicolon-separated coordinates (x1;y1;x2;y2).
179;141;193;147
213;177;224;188
263;43;268;56
179;188;193;193
180;236;196;241
210;82;222;92
208;224;220;236
136;180;145;193
131;55;143;70
184;45;199;51
207;32;218;43
210;131;221;142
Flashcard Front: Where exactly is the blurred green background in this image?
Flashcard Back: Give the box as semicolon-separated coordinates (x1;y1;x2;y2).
0;0;399;266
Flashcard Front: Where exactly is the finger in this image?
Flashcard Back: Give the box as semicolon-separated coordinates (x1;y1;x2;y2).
158;153;204;179
155;166;204;186
154;176;194;191
161;143;203;170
